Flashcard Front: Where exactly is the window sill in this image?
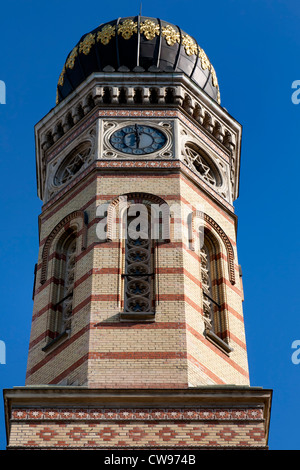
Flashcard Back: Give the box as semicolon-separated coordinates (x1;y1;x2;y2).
204;329;233;355
120;311;155;322
42;329;70;352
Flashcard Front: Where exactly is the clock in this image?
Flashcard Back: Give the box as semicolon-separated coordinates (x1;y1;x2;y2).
110;125;167;155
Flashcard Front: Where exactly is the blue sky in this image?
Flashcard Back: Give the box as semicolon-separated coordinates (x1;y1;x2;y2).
0;0;299;450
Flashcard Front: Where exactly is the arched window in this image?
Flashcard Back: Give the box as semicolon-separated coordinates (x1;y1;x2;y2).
59;233;77;332
106;192;170;321
42;229;78;352
200;242;215;331
41;211;87;351
122;205;154;320
200;230;232;353
52;230;77;336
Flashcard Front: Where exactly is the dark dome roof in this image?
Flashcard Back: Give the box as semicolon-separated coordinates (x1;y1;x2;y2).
56;16;220;105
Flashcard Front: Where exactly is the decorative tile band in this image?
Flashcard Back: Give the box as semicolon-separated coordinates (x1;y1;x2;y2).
12;407;264;421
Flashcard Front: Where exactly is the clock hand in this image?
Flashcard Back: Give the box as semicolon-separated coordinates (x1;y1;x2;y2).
134;124;140;149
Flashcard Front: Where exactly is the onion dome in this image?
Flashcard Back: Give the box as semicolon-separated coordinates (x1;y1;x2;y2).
56;16;220;105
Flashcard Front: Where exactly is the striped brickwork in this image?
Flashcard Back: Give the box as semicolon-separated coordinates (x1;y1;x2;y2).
2;71;272;451
25;107;249;389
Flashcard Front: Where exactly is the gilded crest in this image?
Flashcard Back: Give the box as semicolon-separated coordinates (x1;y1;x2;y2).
210;65;218;88
58;65;66;87
66;46;78;69
161;25;180;46
140;19;160;40
79;33;96;55
97;24;116;45
182;34;198;56
198;47;210;70
210;65;221;103
118;19;138;40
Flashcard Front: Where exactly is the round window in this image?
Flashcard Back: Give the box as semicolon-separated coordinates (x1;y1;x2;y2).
183;144;221;187
54;143;92;186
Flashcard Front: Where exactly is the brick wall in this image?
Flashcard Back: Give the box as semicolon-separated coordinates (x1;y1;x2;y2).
8;409;266;449
26;111;249;389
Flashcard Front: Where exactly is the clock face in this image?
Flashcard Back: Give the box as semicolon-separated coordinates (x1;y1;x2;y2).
110;125;167;155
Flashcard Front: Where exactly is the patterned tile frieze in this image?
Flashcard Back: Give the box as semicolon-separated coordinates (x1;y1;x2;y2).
12;407;264;421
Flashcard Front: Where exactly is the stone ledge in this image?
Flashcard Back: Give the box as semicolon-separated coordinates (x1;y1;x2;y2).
3;386;272;449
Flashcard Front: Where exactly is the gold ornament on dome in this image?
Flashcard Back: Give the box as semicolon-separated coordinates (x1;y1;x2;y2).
58;65;66;87
182;34;198;56
56;20;221;105
117;19;138;40
97;24;116;45
79;33;96;55
210;64;218;88
198;47;210;70
161;25;180;46
140;19;160;40
210;65;221;103
66;46;78;69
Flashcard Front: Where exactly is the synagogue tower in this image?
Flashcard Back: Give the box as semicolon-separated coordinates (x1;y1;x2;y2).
3;16;272;449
